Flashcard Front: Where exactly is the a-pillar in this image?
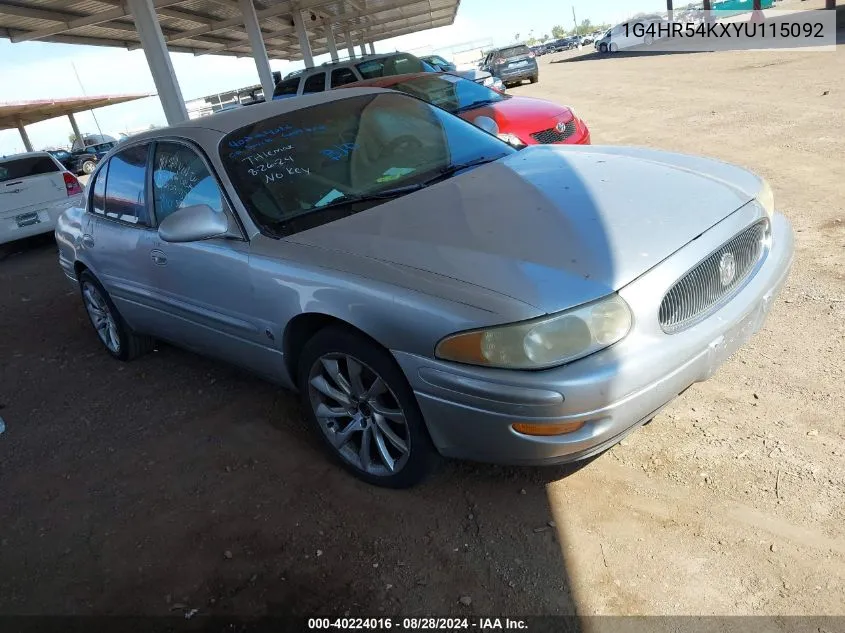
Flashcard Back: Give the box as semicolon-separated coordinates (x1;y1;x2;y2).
17;121;33;152
292;9;314;67
239;0;275;100
126;0;188;124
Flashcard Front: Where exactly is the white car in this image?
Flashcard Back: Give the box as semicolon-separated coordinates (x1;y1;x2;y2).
1;151;85;245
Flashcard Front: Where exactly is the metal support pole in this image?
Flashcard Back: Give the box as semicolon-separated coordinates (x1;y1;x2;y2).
344;29;355;58
17;121;33;152
127;0;187;124
325;24;339;61
292;9;314;67
239;0;275;101
68;113;82;146
666;0;674;22
359;41;366;57
368;41;375;55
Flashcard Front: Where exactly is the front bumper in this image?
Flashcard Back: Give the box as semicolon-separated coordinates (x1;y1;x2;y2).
393;210;794;465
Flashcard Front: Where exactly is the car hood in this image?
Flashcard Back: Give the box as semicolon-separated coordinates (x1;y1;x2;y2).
287;145;763;314
462;96;573;129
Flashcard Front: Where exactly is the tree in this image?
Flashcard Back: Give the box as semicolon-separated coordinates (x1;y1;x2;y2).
526;37;538;45
539;34;549;43
514;32;520;41
578;18;593;34
551;25;566;38
68;133;78;146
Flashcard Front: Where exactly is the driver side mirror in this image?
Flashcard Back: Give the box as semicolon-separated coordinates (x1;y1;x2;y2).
472;116;500;137
158;204;229;243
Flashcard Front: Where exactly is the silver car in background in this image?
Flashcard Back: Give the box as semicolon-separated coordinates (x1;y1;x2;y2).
55;88;793;487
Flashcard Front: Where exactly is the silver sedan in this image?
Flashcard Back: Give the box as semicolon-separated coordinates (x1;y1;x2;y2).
55;88;793;487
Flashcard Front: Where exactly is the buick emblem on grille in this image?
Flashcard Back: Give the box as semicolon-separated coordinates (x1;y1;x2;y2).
719;252;737;286
555;120;568;133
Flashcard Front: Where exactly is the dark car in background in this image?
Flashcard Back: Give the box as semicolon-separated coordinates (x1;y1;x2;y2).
480;44;538;88
419;54;456;72
77;141;116;159
48;149;99;175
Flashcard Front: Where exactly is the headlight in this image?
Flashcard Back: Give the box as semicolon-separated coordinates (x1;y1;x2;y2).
435;295;633;370
757;178;774;219
497;132;526;148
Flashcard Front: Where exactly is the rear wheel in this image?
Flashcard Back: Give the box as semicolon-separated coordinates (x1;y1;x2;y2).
81;160;96;175
79;270;153;361
298;326;438;488
529;74;538;84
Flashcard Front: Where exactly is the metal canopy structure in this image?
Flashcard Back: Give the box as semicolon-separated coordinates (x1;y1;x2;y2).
0;93;151;151
0;93;150;129
0;0;460;61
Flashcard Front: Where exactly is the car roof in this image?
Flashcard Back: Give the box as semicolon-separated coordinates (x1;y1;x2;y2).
339;71;444;89
124;87;394;140
293;52;414;75
0;151;54;163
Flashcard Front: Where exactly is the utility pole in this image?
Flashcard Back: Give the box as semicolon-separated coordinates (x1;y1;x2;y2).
572;6;578;34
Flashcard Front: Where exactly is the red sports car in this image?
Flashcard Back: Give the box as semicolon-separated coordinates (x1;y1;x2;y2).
341;72;590;148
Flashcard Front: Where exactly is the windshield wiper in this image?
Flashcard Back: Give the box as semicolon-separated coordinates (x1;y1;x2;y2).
419;155;501;186
455;99;495;113
311;183;426;211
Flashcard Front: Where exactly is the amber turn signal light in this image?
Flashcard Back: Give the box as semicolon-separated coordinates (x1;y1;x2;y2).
512;421;586;436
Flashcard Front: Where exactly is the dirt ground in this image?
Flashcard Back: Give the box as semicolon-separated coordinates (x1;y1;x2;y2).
1;23;844;621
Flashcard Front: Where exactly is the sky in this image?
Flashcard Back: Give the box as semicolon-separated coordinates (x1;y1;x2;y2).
0;0;665;155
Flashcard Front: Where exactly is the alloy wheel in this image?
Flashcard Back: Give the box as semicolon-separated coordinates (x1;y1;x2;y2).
308;353;410;477
82;281;121;353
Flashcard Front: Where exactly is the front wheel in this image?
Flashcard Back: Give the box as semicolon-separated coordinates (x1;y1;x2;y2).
599;43;608;53
298;326;438;488
529;74;538;84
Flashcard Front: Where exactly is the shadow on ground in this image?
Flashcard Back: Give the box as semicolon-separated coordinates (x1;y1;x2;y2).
0;237;585;620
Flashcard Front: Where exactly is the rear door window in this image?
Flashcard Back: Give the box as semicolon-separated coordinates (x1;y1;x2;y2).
302;72;326;94
103;143;151;226
0;156;60;182
331;67;358;88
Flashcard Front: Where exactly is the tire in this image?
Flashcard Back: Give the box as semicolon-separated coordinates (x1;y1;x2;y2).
297;326;439;488
529;74;538;84
79;270;154;361
81;160;96;175
599;43;608;53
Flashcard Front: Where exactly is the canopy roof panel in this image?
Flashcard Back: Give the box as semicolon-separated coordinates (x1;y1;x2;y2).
0;0;461;60
0;93;151;129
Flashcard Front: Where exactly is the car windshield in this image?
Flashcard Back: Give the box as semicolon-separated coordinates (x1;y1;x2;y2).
220;92;514;237
386;74;506;114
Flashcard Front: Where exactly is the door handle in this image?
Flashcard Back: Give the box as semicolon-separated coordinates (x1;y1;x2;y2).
150;249;167;266
81;234;94;248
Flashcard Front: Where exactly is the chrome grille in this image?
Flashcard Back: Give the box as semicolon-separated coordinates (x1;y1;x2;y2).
659;220;768;333
531;120;576;144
